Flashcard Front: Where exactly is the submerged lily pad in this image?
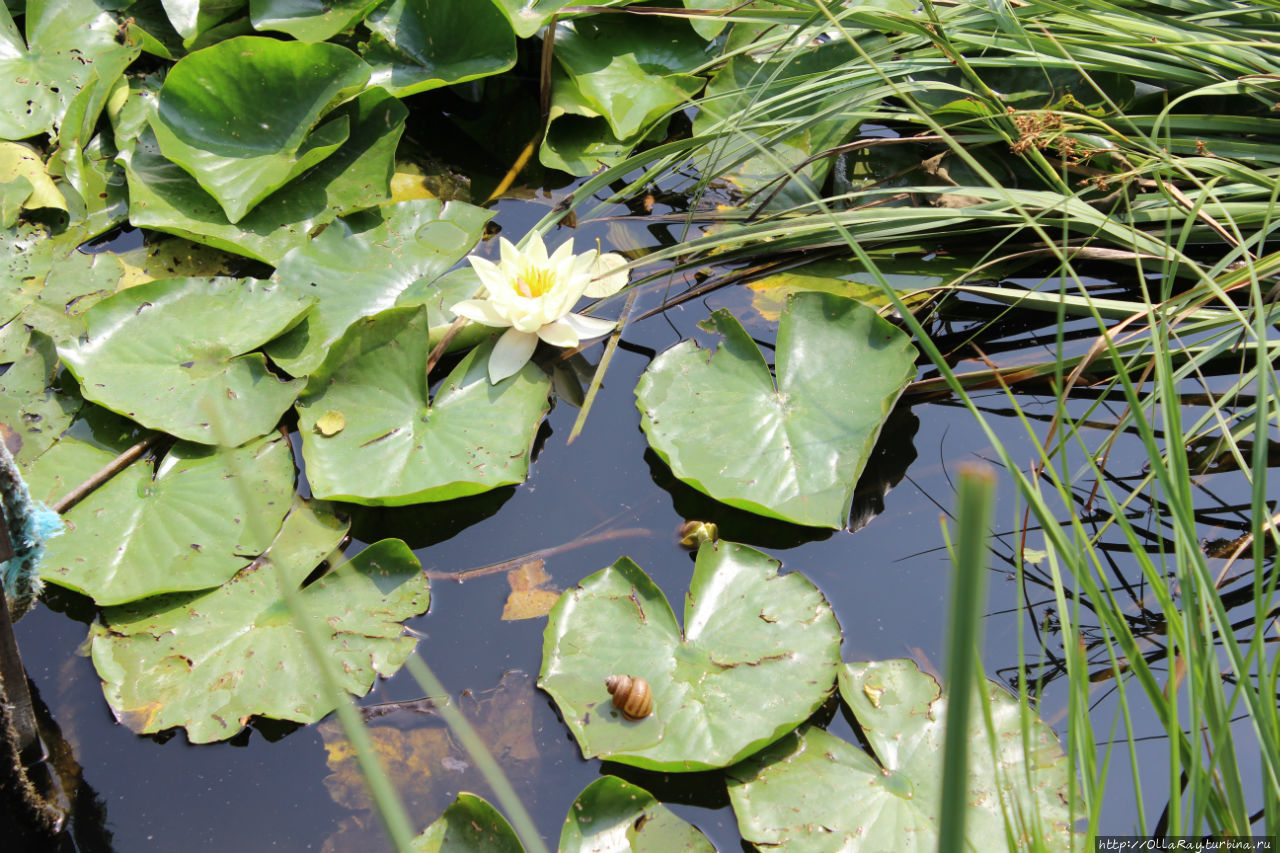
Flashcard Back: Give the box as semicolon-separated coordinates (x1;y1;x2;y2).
266;198;492;377
296;306;551;505
90;500;430;743
39;434;295;605
560;776;715;853
725;659;1079;852
539;541;841;772
636;293;917;528
363;0;516;97
151;37;370;223
57;277;313;446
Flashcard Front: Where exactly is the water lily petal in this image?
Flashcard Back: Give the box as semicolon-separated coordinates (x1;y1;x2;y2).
537;318;580;348
584;252;628;298
522;231;549;266
498;236;523;268
489;328;539;383
563;312;617;340
469;255;510;295
549;237;575;266
452;299;511;328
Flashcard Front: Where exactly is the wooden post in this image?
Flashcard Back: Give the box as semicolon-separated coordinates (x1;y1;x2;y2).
0;504;41;766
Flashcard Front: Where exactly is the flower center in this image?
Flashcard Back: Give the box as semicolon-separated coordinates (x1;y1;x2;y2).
515;266;557;298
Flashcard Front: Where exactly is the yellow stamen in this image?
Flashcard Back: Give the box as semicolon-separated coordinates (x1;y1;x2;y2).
515;266;556;298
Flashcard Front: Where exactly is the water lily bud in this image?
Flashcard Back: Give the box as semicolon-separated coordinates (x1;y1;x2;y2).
678;521;718;549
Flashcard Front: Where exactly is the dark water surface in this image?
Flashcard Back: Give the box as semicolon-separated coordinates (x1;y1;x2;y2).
13;186;1256;850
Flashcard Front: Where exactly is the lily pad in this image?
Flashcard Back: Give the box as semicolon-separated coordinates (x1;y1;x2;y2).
124;88;406;264
0;331;80;466
39;433;295;605
90;500;431;743
725;659;1079;852
296;306;551;505
493;0;609;39
266;198;492;377
552;15;708;141
538;540;842;772
160;0;247;42
411;793;523;853
559;776;715;853
57;277;314;446
635;293;917;528
363;0;516;98
250;0;382;42
151;36;370;223
0;0;139;139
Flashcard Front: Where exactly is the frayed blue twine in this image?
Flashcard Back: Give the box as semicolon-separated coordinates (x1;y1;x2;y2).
1;441;63;620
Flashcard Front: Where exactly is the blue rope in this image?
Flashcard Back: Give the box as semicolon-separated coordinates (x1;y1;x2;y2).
0;442;63;620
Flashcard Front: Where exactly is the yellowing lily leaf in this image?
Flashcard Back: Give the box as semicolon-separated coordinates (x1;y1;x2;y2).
748;259;940;324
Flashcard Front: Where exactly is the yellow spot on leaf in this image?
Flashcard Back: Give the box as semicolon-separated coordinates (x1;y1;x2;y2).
316;411;346;436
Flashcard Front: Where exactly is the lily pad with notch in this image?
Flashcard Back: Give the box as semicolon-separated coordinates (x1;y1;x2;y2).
725;659;1080;852
539;540;842;772
266;198;492;377
39;433;295;606
636;292;917;529
57;276;314;446
150;36;370;223
296;305;551;506
123;88;407;265
89;499;431;743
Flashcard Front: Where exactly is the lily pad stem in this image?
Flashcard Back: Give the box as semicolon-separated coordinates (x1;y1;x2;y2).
425;315;469;378
51;434;163;514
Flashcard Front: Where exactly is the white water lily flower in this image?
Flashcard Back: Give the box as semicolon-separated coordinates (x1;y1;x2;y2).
451;232;629;383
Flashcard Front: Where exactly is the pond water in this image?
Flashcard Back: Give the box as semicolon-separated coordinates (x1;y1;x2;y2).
12;169;1261;852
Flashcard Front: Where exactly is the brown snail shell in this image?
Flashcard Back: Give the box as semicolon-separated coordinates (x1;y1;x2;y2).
605;674;652;720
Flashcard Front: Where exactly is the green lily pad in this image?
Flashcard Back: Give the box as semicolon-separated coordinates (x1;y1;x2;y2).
0;331;80;466
539;541;842;772
0;0;139;140
411;792;523;853
39;433;295;605
363;0;515;98
266;198;492;377
539;64;664;177
151;36;370;223
124;88;406;264
493;0;607;39
250;0;382;41
57;277;313;446
296;306;551;505
560;776;715;853
21;249;126;344
90;500;431;743
552;15;708;141
725;659;1079;852
636;293;917;528
160;0;247;42
20;403;153;507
